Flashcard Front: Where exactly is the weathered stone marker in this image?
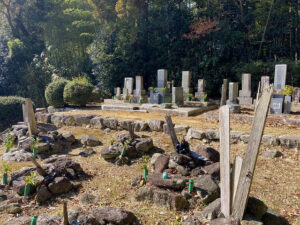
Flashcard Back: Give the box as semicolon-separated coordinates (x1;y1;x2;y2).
238;73;253;105
195;79;206;101
219;105;231;218
123;77;134;100
270;94;284;114
220;79;228;106
260;76;270;93
172;87;184;106
22;98;37;136
157;69;168;88
134;76;147;103
231;84;273;220
226;82;240;113
274;64;287;91
182;71;192;96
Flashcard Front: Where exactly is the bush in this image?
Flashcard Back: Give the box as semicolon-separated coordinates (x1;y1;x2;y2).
45;79;68;107
0;96;26;121
63;80;94;106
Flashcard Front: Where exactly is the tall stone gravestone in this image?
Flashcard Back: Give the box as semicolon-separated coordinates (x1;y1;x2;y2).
122;77;134;100
182;71;192;97
226;82;240;113
22;98;37;136
220;79;228;106
291;87;300;112
150;69;171;104
133;76;147;103
274;64;287;91
238;73;253;105
260;76;270;92
172;87;184;106
157;69;168;88
195;79;206;101
115;87;121;100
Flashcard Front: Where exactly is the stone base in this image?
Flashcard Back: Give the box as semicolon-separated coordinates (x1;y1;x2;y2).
114;96;121;100
291;102;300;113
195;92;206;101
226;101;241;113
238;96;253;105
239;90;251;97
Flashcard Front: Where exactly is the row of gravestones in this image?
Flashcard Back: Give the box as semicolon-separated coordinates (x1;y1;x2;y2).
113;70;207;106
221;64;300;114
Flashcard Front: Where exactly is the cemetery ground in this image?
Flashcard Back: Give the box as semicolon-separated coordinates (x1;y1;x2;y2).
0;109;300;224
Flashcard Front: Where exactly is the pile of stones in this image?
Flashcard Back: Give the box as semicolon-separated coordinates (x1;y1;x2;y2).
101;133;153;165
0;156;85;215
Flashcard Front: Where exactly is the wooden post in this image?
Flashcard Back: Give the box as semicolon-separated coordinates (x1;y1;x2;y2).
219;105;231;217
165;115;179;149
63;201;70;225
220;79;228;106
231;85;273;220
254;82;261;112
231;156;243;207
30;157;47;177
23;98;37;136
128;122;135;140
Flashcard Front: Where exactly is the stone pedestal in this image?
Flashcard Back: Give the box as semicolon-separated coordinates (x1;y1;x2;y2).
270;94;284;114
133;76;147;103
115;87;121;100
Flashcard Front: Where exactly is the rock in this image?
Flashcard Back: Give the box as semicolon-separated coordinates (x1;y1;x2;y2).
119;120;134;130
135;186;188;211
51;157;83;175
51;114;64;127
176;165;190;176
80;193;96;205
37;112;52;124
246;197;268;219
170;152;192;165
164;124;190;135
278;135;300;148
154;155;170;173
240;135;250;143
2;150;32;162
62;133;75;143
168;159;179;169
124;145;138;159
262;208;289;225
0;192;7;202
36;185;52;203
103;118;118;130
37;142;50;153
92;207;138;224
136;138;153;152
101;146;120;160
77;214;99;225
74;114;94;126
262;149;283;159
202;198;221;220
4;203;22;214
190;167;205;176
80;135;101;147
262;135;279;146
208;217;240;225
48;177;73;194
147;174;187;190
151;153;162;165
4;217;32;225
36;213;62;225
241;214;264;225
148;119;164;131
182;216;202;225
63;115;76;126
90;116;105;129
194;175;220;204
195;146;220;162
230;131;244;143
131;175;143;187
202;162;220;179
18;137;34;151
206;130;220;140
134;121;149;132
186;128;205;141
79;148;96;157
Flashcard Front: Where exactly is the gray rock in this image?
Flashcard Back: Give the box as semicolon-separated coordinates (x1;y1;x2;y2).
36;112;52;123
37;142;50;153
262;149;283;159
230;131;244;143
48;177;73;194
77;214;99;225
74;114;94;126
90;116;105;129
170;152;192;165
36;185;52;203
51;114;64;127
18;137;33;151
4;217;32;225
62;133;75;143
147;174;187;190
262;208;289;225
0;203;22;214
202;162;220;179
206;130;220;140
176;165;190;176
262;135;279;146
168;159;179;169
208;217;240;225
279;135;300;148
194;175;220;204
148;119;164;131
118;120;134;130
241;214;264;225
182;216;202;225
134;121;149;132
154;155;170;173
202;198;221;220
80;135;101;147
195;146;220;162
246;197;268;219
80;193;96;205
2;150;32;162
51;157;83;174
186;128;205;141
37;213;62;225
136;138;153;152
92;207;138;224
240;135;250;143
131;175;143;187
101;146;120;159
79;148;96;157
63;115;76;126
103;118;118;130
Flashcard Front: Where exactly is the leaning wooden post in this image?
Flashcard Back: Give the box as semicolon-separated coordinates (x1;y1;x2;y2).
219;105;231;217
63;201;70;225
231;85;273;220
30;157;47;177
165;114;179;149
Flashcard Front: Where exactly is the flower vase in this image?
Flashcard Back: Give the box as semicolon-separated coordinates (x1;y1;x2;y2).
2;173;7;185
24;185;30;196
188;179;194;193
5;148;9;153
121;149;125;157
30;215;38;225
143;169;148;180
33;148;37;158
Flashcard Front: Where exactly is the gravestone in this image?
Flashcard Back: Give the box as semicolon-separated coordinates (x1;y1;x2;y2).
260;76;270;92
115;87;121;100
274;64;287;91
182;71;192;96
284;96;291;114
220;79;228;106
133;76;147;103
292;87;300;103
270;94;284;114
195;79;206;101
238;73;253;105
172;87;184;106
157;69;168;88
122;77;134;100
150;92;161;104
22;98;37;136
226;82;240;113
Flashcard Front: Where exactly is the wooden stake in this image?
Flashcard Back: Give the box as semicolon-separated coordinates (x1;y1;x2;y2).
165;115;179;149
30;157;47;177
219;105;231;217
63;201;70;225
128;122;135;140
231;85;273;220
231;156;243;207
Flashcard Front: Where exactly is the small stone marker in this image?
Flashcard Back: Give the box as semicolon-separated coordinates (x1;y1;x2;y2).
292;87;300;103
182;71;192;96
226;82;240;113
270;94;284;114
22;98;37;136
134;76;147;103
157;69;168;88
238;74;253;105
260;76;270;93
115;87;121;100
220;79;228;106
172;87;184;106
274;64;287;91
195;79;206;100
283;95;291;114
122;77;134;100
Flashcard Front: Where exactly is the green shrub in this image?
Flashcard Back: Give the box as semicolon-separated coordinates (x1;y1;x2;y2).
0;96;26;121
45;79;68;107
63;80;94;106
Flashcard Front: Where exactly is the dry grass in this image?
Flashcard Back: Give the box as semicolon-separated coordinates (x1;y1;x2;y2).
0;109;299;224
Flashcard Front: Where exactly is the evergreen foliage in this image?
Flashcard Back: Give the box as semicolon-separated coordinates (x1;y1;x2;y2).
45;79;69;107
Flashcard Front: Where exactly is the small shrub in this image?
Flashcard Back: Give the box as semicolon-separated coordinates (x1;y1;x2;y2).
63;79;94;106
45;79;68;107
282;85;294;96
0;96;26;121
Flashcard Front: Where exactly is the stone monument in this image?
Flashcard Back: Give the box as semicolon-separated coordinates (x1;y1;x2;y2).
195;79;206;101
291;87;300;113
150;69;171;104
270;94;284;114
182;71;192;97
226;82;240;113
220;79;228;106
133;76;147;103
274;64;287;91
115;87;121;100
172;87;184;106
260;76;270;92
122;77;134;100
237;73;253;105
